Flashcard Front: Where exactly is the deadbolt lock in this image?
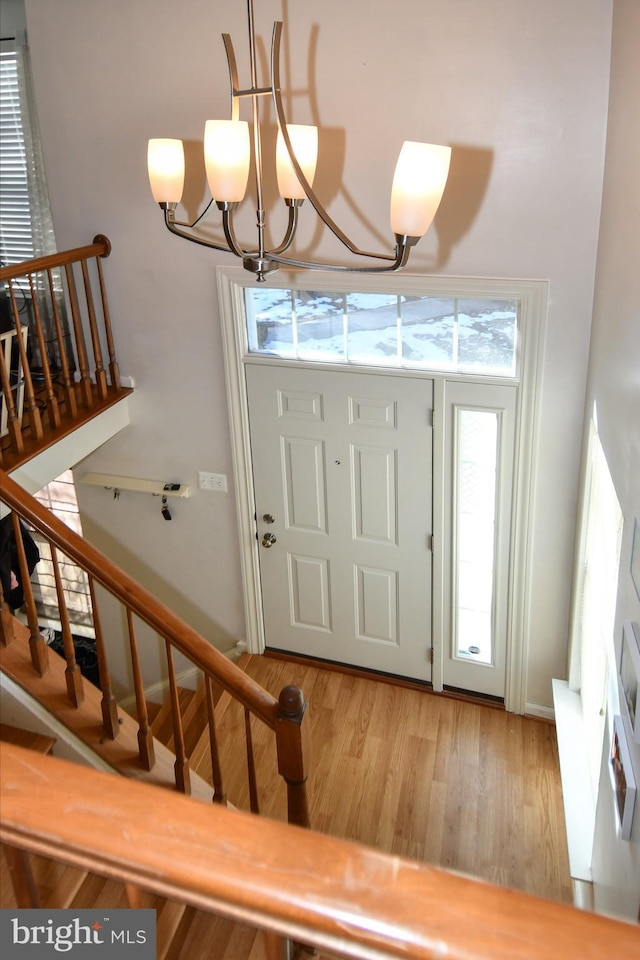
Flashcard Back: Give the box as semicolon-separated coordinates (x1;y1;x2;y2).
262;513;275;524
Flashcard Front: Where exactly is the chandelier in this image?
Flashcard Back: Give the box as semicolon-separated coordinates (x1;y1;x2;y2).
147;0;451;282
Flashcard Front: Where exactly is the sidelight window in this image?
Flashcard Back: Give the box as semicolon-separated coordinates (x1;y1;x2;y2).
454;408;500;665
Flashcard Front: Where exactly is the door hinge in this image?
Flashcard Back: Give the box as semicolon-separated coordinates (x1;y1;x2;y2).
428;533;434;551
428;647;434;664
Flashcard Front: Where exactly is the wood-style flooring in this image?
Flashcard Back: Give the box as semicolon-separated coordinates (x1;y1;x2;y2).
1;653;573;958
208;655;572;903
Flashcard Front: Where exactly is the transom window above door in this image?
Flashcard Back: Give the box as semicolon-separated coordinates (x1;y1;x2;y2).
244;287;518;377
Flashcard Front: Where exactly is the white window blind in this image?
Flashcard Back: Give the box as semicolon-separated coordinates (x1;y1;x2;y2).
0;39;34;266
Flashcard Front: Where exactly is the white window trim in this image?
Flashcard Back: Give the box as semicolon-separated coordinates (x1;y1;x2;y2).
216;266;548;714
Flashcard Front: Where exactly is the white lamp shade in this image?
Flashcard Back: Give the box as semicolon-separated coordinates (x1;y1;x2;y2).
390;142;451;238
276;124;318;199
147;139;185;203
204;120;251;202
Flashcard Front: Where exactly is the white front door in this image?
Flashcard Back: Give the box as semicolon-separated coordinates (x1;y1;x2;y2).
246;363;433;682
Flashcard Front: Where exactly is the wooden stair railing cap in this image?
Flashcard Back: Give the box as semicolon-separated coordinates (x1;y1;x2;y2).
0;236;112;282
2;743;639;960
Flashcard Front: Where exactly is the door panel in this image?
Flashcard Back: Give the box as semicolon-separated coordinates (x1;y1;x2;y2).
247;364;433;681
288;554;331;631
355;565;398;645
352;445;397;543
282;437;327;531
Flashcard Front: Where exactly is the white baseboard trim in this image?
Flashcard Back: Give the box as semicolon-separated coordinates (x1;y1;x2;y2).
524;702;555;721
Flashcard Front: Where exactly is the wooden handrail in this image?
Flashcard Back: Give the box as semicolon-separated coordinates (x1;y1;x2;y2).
0;234;130;472
0;235;111;282
2;743;637;960
0;468;279;728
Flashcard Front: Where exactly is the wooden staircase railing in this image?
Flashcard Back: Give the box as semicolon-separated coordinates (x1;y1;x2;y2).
0;237;131;471
0;469;310;831
2;743;638;960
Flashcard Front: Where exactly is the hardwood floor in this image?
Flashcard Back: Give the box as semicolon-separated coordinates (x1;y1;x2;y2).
1;653;573;958
208;655;572;904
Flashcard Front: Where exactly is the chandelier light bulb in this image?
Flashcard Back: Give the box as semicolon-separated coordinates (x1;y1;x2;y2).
276;124;319;200
147;139;185;203
204;120;251;202
390;141;452;239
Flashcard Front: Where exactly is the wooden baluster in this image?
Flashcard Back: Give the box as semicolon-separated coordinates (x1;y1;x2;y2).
4;845;41;907
10;512;48;677
275;686;311;830
46;267;78;418
80;258;108;400
88;576;119;739
0;582;16;647
50;544;84;707
124;884;146;909
245;707;260;814
93;237;120;389
165;640;191;794
8;280;43;441
27;273;61;428
204;674;227;805
127;608;155;771
0;326;25;455
263;932;290;960
63;262;93;408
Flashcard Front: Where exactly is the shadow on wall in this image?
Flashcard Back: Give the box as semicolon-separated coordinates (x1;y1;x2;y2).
433;144;494;269
181;138;209;224
153;6;493;274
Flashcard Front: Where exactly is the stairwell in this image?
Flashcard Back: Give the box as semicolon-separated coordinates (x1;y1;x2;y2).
0;654;300;960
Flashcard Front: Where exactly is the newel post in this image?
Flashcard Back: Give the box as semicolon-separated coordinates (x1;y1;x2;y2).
275;685;311;829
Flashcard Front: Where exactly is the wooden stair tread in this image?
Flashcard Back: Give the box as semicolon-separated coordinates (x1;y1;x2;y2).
0;619;216;804
0;722;56;755
146;700;164;724
152;685;208;755
151;686;196;746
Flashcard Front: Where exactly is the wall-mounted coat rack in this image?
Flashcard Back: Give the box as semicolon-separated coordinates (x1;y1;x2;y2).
79;473;191;498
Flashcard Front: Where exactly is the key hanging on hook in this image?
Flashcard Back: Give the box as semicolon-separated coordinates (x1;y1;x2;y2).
161;495;172;521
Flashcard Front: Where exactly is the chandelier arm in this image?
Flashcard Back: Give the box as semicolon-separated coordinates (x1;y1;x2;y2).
270;203;300;256
220;205;256;258
168;199;217;231
271;22;398;264
222;33;241;122
163;207;233;254
268;242;412;273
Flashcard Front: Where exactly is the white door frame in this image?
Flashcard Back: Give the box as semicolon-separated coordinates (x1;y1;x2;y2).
216;267;548;714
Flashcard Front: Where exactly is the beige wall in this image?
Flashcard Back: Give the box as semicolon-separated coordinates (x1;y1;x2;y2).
587;0;640;921
21;0;613;708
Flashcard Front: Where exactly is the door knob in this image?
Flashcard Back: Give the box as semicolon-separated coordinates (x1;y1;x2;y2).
261;533;277;548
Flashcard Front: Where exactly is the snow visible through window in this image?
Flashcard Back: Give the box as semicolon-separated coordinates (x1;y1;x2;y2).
245;289;517;376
